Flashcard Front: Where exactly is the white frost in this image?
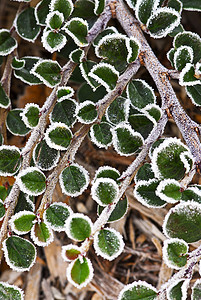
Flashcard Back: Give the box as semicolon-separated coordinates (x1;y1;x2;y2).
65;213;93;242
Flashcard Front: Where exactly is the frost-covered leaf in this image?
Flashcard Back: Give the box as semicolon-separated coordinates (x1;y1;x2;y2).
10;211;36;235
163;238;188;270
127;79;156;109
163;201;201;243
91;178;119;206
50;0;74;19
0;281;24;300
11;57;25;70
31;59;61;88
15;7;41;42
118;281;157;300
20;103;40;128
134;179;166;208
135;163;155;182
106;96;129;125
6;109;31;136
79;60;100;90
173;31;201;63
143;104;162;122
67;257;94;289
94;228;124;260
14;56;42;85
180;0;201;12
0;200;5;221
63;17;88;47
57;86;74;99
98;196;128;222
151;137;193;180
167;48;176;67
0;134;3;146
35;0;51;26
46;11;64;29
50;98;77;127
0;82;11;109
14;192;35;214
186;84;201;106
192;279;201;300
179;63;201;86
33;140;60;171
112;123;144;156
174;45;193;71
127;37;140;63
72;0;95;18
89;63;119;92
94;0;105;15
78;82;106;103
93;26;118;46
168;23;184;38
93;166;120;184
0;29;17;56
125;0;137;10
135;0;160;24
156;179;181;203
90;122;113;149
168;0;183;12
61;244;81;261
65;213;93;241
147;7;181;38
59;163;89;197
0;145;21;176
3;236;36;272
129;113;155;139
45;122;72;150
181;187;201;204
167;279;189;300
69;48;84;63
31;221;54;246
0;186;7;201
44;202;72;232
77;101;97;124
41;28;67;53
16;167;46;196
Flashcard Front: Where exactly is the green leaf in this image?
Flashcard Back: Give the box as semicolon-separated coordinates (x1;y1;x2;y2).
21;103;40;128
118;281;157;300
151;138;192;180
93;26;118;46
0;145;21;176
106;96;129;125
179;63;201;86
14;56;43;85
186;84;201;106
135;163;155;182
89;62;119;92
180;0;201;11
59;163;89;196
94;228;124;260
90;122;113;149
0;133;3;146
192;279;201;300
94;0;105;15
156;179;181;203
93;166;120;184
163;238;188;269
64;17;89;47
0;186;7;201
181;187;201;203
167;48;176;67
61;244;81;261
31;59;61;88
174;45;193;71
0;281;24;300
78;82;106;103
91;178;119;206
50;0;74;19
168;23;184;38
11;57;25;70
167;279;189;300
127;79;156;109
134;179;166;208
66;213;92;241
174;31;201;63
15;7;41;42
50;99;77;127
79;60;100;90
0;200;5;221
14;191;35;214
112;124;144;156
143;104;162;122
0;29;17;56
3;236;36;271
42;29;67;53
0;82;11;109
98;196;128;222
31;221;53;246
147;7;181;38
57;86;74;99
72;0;95;19
67;257;93;289
46;11;64;29
35;0;51;26
69;48;84;63
168;0;183;12
129;113;155;139
163;201;201;243
10;211;36;234
33;140;60;171
44;202;72;231
6;109;31;136
77;101;97;124
16;167;46;196
45;122;72;150
127;37;140;63
135;0;159;24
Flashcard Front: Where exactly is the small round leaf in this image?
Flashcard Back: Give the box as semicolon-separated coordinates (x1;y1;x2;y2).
91;178;119;206
65;213;93;241
45;122;72;150
0;145;21;176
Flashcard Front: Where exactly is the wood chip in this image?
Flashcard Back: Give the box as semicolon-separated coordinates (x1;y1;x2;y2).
25;262;42;300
